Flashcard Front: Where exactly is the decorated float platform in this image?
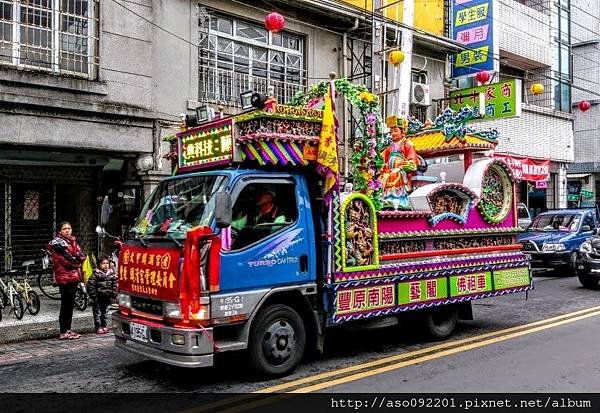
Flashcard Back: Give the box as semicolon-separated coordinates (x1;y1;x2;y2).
165;78;532;325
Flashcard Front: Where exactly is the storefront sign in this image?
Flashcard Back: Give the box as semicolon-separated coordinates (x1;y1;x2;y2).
535;180;547;189
495;154;550;182
581;189;593;199
449;79;521;120
177;118;233;172
335;284;395;316
118;245;181;300
451;0;498;77
567;194;580;202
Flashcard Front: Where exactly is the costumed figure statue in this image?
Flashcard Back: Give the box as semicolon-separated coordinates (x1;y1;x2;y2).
345;200;373;267
380;116;419;209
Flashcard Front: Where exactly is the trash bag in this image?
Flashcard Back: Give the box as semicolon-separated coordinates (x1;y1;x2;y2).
82;256;93;284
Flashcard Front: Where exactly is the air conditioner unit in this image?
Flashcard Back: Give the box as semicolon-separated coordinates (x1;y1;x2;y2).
411;82;431;106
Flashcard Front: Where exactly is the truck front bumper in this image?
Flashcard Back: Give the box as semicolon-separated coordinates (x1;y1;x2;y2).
112;312;214;368
528;251;570;268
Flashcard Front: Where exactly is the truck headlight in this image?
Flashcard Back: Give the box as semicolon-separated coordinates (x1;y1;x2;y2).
543;243;566;252
580;242;593;254
118;293;131;309
164;302;182;319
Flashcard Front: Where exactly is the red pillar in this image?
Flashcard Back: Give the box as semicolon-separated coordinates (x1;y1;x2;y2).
464;151;473;171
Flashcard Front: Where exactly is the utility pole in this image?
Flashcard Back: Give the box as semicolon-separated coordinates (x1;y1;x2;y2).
398;0;414;117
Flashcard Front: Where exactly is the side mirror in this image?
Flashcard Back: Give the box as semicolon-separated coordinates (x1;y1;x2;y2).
582;225;592;232
96;225;106;238
214;192;232;229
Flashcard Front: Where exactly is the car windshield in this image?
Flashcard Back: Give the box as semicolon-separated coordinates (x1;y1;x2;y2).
130;174;228;239
530;213;580;232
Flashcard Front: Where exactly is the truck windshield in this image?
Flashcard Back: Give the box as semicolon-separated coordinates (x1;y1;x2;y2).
530;213;580;232
130;175;228;239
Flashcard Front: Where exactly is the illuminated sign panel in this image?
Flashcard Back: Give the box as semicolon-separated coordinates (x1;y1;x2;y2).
177;118;233;172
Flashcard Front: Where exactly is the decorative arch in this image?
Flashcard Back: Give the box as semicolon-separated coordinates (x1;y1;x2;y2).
340;193;380;272
290;79;388;209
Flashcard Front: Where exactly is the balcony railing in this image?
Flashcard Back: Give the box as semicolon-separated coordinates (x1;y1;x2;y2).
199;65;307;107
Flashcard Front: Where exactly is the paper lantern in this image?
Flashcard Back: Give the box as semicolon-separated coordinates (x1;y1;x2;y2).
530;83;544;95
475;71;490;84
579;100;591;111
388;50;405;66
264;12;285;33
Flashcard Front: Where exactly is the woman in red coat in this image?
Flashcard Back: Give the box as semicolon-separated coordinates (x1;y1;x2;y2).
48;221;86;340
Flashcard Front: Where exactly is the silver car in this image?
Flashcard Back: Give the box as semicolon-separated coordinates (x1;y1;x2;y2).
518;203;532;229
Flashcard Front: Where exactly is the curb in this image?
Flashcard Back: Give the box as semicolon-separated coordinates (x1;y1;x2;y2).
0;316;97;344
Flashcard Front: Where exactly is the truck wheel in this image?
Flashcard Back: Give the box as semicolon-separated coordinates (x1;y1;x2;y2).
248;304;306;378
422;306;458;341
578;273;600;289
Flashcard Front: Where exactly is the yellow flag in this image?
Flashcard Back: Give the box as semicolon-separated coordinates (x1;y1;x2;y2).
317;82;339;202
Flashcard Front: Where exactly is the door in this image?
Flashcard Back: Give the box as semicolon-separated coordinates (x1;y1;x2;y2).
10;184;54;270
219;177;316;292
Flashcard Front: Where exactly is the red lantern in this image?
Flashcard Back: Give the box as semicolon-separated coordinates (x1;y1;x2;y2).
265;12;285;33
475;71;490;84
579;100;591;112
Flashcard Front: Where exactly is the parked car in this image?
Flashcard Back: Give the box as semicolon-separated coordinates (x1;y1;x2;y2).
518;209;598;275
517;203;532;229
576;230;600;288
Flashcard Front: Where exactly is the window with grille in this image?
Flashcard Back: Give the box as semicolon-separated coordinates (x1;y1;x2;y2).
199;10;306;107
23;190;39;220
0;0;99;78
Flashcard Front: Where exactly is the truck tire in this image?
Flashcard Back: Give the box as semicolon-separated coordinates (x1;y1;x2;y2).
578;273;600;289
248;304;306;378
422;306;458;341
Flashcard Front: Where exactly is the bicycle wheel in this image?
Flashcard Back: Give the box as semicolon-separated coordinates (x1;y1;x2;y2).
12;294;24;320
26;290;41;315
37;271;60;300
74;290;88;311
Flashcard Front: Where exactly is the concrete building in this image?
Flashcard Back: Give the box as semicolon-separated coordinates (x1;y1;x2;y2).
473;0;574;216
570;0;600;208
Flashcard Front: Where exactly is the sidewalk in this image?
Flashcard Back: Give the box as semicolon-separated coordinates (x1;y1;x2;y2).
0;295;96;344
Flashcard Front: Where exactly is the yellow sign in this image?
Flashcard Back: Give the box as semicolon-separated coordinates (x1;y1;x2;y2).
339;0;445;36
455;46;490;68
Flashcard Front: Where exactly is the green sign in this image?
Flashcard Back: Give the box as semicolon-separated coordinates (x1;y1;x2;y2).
177;118;233;172
398;278;448;305
449;272;493;297
567;194;580;202
581;190;593;199
493;267;530;290
449;79;521;120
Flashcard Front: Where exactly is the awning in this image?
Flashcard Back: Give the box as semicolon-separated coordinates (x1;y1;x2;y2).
567;173;591;178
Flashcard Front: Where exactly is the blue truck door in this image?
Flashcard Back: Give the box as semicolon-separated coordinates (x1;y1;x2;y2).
219;176;316;292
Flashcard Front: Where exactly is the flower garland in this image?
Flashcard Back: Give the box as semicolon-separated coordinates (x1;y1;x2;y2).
290;79;388;209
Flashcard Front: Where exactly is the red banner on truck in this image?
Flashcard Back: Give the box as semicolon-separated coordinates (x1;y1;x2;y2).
495;154;550;182
118;245;181;300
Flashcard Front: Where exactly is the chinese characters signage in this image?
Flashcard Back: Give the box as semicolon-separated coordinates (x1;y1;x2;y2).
118;245;181;301
450;272;492;296
450;79;521;120
493;267;530;290
335;284;396;316
177;118;233;172
451;0;498;77
494;154;550;182
398;277;448;305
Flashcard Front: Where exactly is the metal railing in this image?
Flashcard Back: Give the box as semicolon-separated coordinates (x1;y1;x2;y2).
199;64;307;107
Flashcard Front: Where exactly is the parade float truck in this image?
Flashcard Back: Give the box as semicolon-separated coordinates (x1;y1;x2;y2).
111;79;532;378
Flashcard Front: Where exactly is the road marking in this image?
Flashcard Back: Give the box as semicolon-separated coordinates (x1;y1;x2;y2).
291;309;600;393
181;306;600;413
256;305;600;393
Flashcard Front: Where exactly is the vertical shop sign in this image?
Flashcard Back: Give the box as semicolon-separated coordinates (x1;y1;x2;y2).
451;0;499;77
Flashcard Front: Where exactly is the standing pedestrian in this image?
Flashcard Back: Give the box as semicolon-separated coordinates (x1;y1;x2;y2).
87;255;117;334
48;221;86;340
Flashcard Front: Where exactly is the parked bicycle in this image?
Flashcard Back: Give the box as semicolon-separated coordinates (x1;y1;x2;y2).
14;260;41;315
38;249;88;311
0;270;24;320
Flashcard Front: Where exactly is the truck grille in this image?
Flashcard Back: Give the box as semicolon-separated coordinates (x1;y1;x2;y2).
131;296;163;316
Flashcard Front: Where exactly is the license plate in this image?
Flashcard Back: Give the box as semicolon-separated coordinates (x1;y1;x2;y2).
130;322;148;343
